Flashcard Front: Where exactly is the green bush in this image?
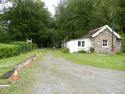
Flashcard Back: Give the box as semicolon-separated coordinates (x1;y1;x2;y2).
78;50;86;53
0;42;37;59
121;42;125;53
10;41;37;52
61;48;69;53
116;51;123;55
121;33;125;53
90;47;95;53
0;44;21;58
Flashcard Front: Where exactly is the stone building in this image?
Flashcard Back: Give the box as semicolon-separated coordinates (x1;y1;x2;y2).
64;25;121;53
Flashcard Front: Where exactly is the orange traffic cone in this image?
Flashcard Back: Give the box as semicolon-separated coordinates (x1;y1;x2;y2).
12;70;19;81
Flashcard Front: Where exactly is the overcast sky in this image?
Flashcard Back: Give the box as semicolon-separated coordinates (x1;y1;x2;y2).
43;0;60;15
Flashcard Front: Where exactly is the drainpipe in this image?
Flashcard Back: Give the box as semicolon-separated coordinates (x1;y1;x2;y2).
111;20;114;52
111;0;115;53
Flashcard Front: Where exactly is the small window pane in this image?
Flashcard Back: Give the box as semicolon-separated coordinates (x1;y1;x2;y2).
102;40;108;46
82;41;85;47
78;41;81;47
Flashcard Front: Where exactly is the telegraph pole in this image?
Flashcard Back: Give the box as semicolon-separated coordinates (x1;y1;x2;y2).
111;15;115;52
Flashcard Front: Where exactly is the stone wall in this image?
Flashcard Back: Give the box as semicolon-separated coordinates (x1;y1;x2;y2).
91;29;121;53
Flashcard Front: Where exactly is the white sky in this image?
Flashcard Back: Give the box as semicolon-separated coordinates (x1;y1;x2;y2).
43;0;60;15
0;2;12;12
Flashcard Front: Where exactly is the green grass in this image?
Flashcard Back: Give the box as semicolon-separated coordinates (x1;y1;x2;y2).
0;49;125;93
0;49;48;94
0;56;42;94
0;49;49;84
52;50;125;71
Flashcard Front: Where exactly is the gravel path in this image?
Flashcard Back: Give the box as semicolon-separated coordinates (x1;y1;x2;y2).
32;55;125;94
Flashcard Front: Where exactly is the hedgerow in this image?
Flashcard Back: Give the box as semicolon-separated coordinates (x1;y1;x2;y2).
0;42;37;58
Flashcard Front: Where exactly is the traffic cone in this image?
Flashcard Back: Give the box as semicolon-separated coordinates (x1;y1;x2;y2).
12;70;19;81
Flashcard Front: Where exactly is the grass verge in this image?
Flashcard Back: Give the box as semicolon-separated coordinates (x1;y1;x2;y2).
0;49;48;94
52;50;125;71
0;49;48;84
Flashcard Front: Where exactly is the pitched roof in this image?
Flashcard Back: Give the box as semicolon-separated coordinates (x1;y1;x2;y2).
84;25;121;39
84;26;104;38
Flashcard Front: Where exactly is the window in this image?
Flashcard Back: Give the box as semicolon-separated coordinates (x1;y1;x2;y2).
78;41;85;47
102;40;108;47
78;41;81;47
82;41;85;47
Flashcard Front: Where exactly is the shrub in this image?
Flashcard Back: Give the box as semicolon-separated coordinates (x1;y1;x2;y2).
0;44;21;58
78;50;86;53
0;42;37;59
121;45;125;53
121;33;125;53
10;41;37;52
116;52;123;55
61;48;69;53
90;47;95;53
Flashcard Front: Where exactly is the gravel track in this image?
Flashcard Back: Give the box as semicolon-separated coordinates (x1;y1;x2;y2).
31;55;125;94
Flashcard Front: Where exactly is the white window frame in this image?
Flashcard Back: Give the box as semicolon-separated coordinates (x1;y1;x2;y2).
102;40;108;47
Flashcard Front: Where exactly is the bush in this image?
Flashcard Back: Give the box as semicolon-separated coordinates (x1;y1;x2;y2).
121;33;125;53
0;44;21;58
0;42;37;58
90;47;95;53
61;48;69;53
78;50;86;53
121;45;125;53
10;42;37;52
116;52;123;55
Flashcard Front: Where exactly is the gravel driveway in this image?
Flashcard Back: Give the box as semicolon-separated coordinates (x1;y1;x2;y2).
31;55;125;94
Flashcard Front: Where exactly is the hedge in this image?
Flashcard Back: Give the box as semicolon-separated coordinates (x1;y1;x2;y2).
10;42;37;52
0;42;37;58
0;44;20;58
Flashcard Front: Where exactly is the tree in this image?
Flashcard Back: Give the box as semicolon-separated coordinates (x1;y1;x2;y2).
118;0;125;33
1;0;53;47
55;0;95;43
55;0;124;47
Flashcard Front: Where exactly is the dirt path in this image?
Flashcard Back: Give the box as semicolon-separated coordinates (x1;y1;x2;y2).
31;55;125;94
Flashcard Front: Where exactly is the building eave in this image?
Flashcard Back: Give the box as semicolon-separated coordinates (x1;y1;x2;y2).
92;25;121;39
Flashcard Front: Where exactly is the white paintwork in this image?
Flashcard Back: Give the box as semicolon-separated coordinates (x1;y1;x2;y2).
92;25;121;39
0;85;10;87
113;31;121;39
66;38;92;53
64;25;121;53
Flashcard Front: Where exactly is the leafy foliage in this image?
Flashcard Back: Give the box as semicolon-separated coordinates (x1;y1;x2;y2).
0;44;20;58
0;0;53;47
90;47;95;53
0;42;36;58
10;41;37;50
61;48;69;53
55;0;125;48
0;0;125;49
78;50;86;53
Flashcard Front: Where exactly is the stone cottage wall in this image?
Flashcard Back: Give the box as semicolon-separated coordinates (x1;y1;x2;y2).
91;29;121;53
